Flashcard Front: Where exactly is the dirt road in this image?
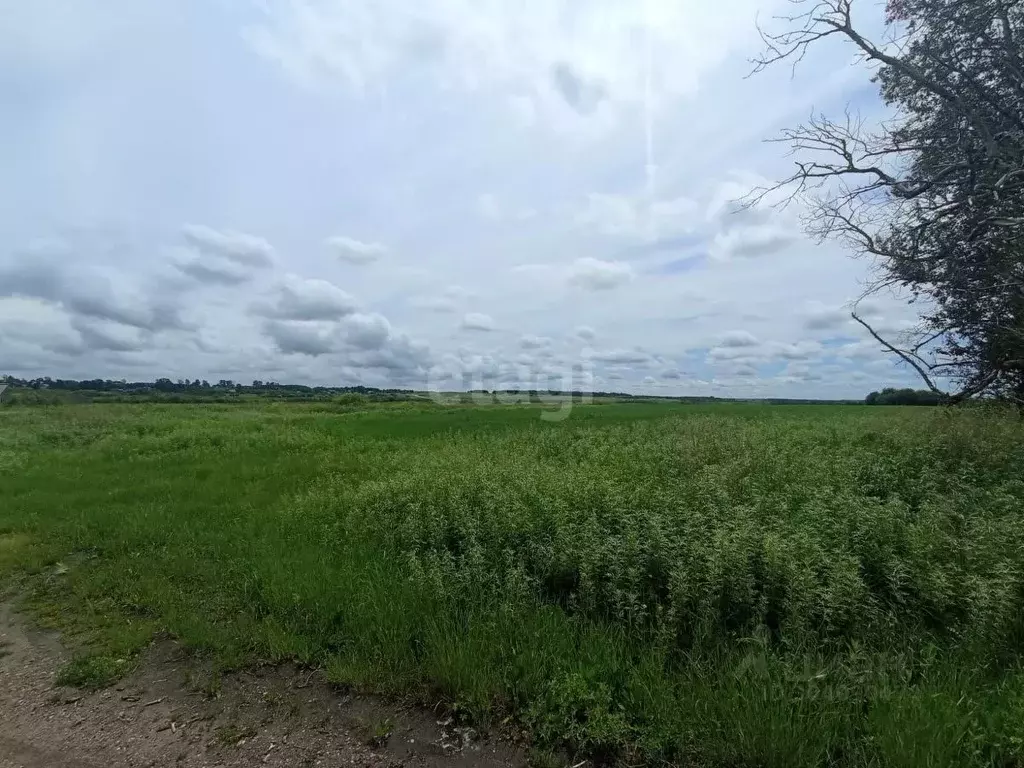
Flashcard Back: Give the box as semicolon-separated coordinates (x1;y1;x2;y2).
0;600;525;768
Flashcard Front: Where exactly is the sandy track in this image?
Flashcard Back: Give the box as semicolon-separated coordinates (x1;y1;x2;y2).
0;600;525;768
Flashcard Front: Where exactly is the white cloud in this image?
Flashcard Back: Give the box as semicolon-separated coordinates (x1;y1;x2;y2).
567;257;633;290
181;225;275;268
461;312;496;332
574;325;597;342
520;334;551;349
720;330;759;348
244;0;774;134
0;250;189;333
779;362;823;382
575;193;643;236
710;223;795;261
0;296;80;354
575;193;699;240
343;312;391;349
771;340;823;360
589;349;652;365
72;317;145;352
837;339;882;362
254;275;358;321
731;364;760;378
802;302;850;332
351;332;432;376
172;249;251;286
707;345;759;362
327;236;387;264
263;319;339;356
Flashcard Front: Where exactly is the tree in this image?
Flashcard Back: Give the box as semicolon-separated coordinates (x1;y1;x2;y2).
865;386;943;404
751;0;1024;403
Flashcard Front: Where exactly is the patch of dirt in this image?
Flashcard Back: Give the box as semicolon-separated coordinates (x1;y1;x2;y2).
0;599;527;768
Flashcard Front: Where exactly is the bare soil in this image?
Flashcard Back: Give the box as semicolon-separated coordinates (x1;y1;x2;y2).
0;599;527;768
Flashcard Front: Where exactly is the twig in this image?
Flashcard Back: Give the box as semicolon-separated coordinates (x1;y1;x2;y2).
851;312;947;396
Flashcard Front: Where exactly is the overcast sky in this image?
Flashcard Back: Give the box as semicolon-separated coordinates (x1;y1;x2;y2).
0;0;925;398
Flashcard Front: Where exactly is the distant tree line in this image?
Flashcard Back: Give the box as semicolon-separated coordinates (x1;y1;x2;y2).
1;376;418;395
2;375;914;407
0;376;420;405
865;388;944;406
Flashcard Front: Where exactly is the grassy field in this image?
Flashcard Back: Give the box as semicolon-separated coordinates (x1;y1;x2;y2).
2;400;1024;766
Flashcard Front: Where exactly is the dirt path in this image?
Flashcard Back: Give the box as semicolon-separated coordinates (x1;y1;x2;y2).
0;599;527;768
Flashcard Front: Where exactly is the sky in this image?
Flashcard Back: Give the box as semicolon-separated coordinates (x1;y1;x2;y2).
0;0;927;399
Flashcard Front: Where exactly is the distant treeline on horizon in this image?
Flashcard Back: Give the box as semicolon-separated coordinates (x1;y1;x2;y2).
2;375;923;406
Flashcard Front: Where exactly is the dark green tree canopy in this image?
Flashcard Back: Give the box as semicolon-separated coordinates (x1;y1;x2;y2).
752;0;1024;403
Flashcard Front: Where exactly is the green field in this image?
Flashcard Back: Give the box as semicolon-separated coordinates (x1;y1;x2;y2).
3;401;1024;766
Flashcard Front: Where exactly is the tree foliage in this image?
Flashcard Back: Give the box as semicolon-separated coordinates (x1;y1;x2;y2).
864;386;943;404
752;0;1024;403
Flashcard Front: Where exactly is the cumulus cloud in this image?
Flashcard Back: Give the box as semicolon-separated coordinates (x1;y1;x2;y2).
254;276;358;321
519;334;551;349
802;303;850;331
771;340;823;360
567;258;633;290
349;332;432;376
181;225;275;268
706;338;825;366
589;349;652;365
732;364;760;377
263;319;339;356
172;251;250;286
574;325;597;342
702;186;799;262
342;312;391;349
327;236;387;264
710;224;795;261
71;317;145;352
550;61;608;114
779;362;823;382
720;330;759;348
0;297;81;355
707;345;759;362
0;253;189;333
461;312;496;331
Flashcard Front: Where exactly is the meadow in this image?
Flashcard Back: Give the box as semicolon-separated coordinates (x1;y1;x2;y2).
2;400;1024;766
